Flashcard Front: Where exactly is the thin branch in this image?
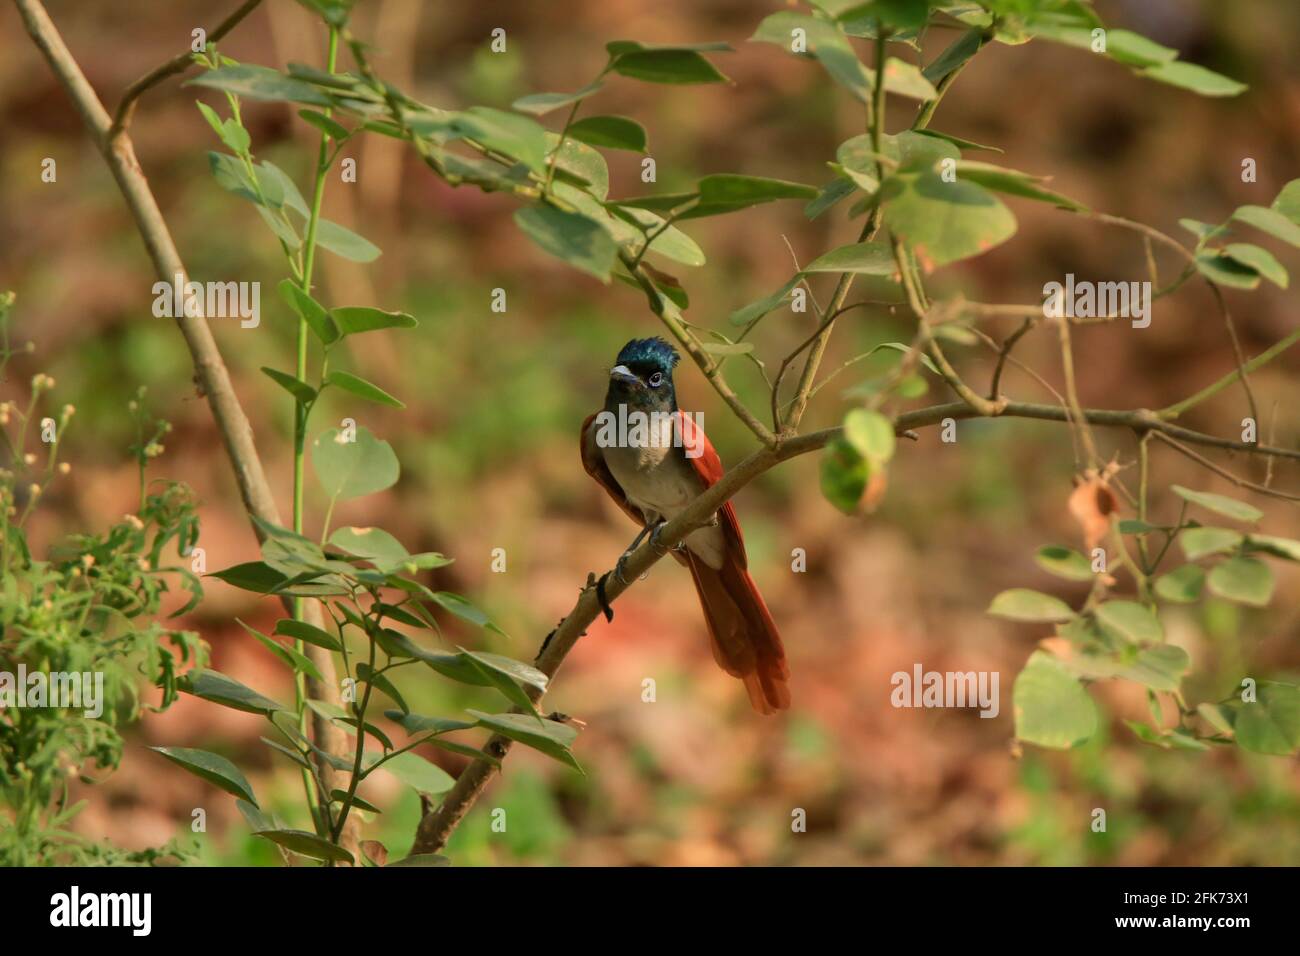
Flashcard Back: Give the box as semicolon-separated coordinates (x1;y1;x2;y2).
619;251;776;446
111;0;265;137
989;316;1033;399
13;0;359;859
1054;313;1100;467
1150;430;1300;503
412;393;1298;854
1159;326;1300;420
782;30;890;434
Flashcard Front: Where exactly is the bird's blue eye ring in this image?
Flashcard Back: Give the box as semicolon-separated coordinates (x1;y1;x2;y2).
648;371;664;387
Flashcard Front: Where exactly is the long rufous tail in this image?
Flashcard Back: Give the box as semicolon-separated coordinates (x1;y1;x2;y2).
685;552;790;714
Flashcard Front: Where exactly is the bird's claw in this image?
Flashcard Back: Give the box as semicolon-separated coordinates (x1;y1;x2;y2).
614;550;634;585
649;521;685;554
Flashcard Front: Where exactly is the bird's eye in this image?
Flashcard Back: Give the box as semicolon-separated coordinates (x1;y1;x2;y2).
648;371;664;387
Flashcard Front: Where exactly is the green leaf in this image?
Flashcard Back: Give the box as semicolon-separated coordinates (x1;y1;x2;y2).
197;102;251;154
277;279;339;344
187;64;334;106
1095;600;1162;645
430;592;504;636
912;128;1002;154
751;12;872;103
922;28;984;84
1179;218;1228;244
262;161;309;217
987;588;1075;623
330;306;417;336
805;177;858;220
607;206;704;267
329;525;408;567
325;370;404;408
1224;243;1288;289
1140;60;1246;98
1198;702;1234;736
207;153;284;208
435;107;551;176
674;174;819;221
511;81;603;116
1228;682;1300;755
298;108;349;141
819;438;868;515
548;136;610;198
1208;556;1274;606
728;275;802;327
254;828;354;864
514;206;617;282
260;737;312;769
1013;651;1097;749
881;169;1017;268
1034;546;1094;582
311;425;400;501
1231;205;1300;248
881;57;937;100
1154;564;1205;604
1245;534;1300;561
207;559;287;593
1102;29;1178;67
1194;251;1260;290
152;747;258;805
842;409;895;463
261;367;316;405
468;710;582;771
1180;526;1244;560
1273;179;1300;223
329;789;382;814
955;160;1085;211
803;239;896;275
274;618;343;652
238;619;324;682
1126;645;1191;691
609;46;729;85
566;115;647;153
315;219;381;262
386;711;477;736
180;668;287;716
377;750;455;795
1171;485;1263;523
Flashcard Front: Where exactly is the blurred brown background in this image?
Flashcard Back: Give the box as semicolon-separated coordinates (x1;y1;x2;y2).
1;0;1298;865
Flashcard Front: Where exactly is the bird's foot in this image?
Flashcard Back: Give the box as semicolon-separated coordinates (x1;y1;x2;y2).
649;521;685;554
614;549;634;585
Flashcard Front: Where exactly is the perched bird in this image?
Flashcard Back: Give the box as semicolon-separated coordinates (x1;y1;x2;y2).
580;337;790;714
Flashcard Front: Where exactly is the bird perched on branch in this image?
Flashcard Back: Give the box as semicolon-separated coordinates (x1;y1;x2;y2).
580;337;790;714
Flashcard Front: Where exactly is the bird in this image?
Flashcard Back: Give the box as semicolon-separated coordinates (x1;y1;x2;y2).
580;337;790;714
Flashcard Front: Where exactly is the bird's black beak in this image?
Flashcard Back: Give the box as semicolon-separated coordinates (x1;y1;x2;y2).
609;364;639;387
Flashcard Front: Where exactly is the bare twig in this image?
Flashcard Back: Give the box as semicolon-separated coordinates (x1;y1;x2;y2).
111;0;265;137
1150;431;1300;503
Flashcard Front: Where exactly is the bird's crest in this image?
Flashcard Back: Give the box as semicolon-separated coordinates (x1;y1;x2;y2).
615;337;679;373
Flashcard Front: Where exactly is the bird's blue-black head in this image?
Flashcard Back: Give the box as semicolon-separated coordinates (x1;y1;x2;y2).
605;337;680;413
